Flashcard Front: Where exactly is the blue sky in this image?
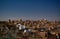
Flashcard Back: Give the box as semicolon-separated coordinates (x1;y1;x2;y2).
0;0;60;21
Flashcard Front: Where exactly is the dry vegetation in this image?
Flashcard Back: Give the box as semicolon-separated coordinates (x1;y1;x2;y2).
0;19;60;39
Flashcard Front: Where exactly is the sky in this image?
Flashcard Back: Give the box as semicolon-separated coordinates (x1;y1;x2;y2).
0;0;60;21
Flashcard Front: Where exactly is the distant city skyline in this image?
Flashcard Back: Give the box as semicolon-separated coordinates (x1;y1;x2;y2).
0;0;60;21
